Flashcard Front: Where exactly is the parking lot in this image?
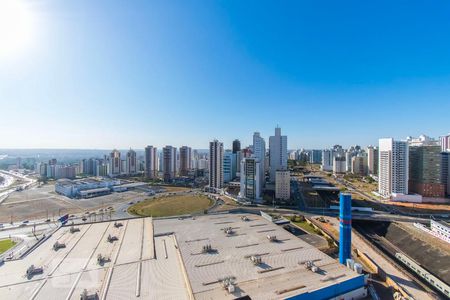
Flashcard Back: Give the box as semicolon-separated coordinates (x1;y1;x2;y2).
0;183;148;223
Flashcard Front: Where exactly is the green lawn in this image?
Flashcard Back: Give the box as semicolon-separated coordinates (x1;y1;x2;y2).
285;217;320;235
128;194;214;217
0;239;16;254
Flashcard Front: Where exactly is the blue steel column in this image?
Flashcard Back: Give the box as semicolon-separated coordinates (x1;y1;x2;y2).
339;193;352;265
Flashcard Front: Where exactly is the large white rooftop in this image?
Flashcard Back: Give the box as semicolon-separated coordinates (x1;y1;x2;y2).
0;213;363;300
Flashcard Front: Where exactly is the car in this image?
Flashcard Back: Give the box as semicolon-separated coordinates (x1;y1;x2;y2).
82;217;87;221
45;219;50;223
22;220;29;224
128;201;134;205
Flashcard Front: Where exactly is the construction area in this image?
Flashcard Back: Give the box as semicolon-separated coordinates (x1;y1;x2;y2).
0;213;367;300
353;220;450;286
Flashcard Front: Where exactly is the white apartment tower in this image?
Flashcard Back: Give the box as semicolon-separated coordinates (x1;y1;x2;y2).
163;146;177;182
253;132;266;188
378;138;409;198
275;170;290;200
269;126;287;182
144;146;157;179
441;134;450;152
209;140;224;190
108;149;121;176
321;149;333;171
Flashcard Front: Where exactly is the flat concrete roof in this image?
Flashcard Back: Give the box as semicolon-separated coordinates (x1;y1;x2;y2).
0;213;363;300
0;218;189;300
154;213;362;300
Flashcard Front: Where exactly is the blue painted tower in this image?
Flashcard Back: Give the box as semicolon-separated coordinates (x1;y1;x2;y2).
339;193;352;265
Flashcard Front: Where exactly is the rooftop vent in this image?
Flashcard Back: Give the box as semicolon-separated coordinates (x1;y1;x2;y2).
267;235;277;242
113;221;123;228
250;255;262;266
224;227;234;236
107;234;118;243
202;244;213;253
221;276;236;294
304;261;319;273
80;289;99;300
26;265;43;278
53;241;66;251
70;226;80;233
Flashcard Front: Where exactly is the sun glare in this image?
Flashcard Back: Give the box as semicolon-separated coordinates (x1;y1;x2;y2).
0;0;34;59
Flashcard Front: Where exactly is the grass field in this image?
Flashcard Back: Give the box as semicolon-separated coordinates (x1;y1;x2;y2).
285;216;320;235
128;194;214;217
0;239;16;254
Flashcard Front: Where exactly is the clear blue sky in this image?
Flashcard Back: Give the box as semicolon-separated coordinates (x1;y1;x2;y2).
1;0;449;150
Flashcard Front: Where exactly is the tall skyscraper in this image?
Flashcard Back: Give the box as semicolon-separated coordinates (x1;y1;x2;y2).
366;146;379;175
126;149;137;175
269;126;287;182
145;146;157;179
409;145;446;198
108;149;121;177
240;157;261;201
441;134;450;152
351;155;367;176
321;149;333;171
209;140;224;189
378;138;409;197
310;150;322;164
253;132;266;188
333;156;346;174
163;146;177;182
223;150;233;183
232;139;241;154
179;146;192;176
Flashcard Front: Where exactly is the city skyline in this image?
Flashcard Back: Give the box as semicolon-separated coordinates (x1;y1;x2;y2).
1;1;450;149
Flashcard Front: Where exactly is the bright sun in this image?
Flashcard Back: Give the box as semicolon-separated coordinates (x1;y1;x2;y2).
0;0;34;58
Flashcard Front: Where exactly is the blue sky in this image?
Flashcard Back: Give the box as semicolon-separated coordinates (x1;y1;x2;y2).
1;0;449;150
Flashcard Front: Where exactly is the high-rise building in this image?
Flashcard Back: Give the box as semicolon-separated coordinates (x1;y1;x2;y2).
179;146;192;176
275;170;290;200
321;149;333;171
253;132;266;188
126;149;137;175
108;149;121;177
409;145;446;198
232;139;241;154
240;157;261;201
345;151;353;173
351;156;367;176
163;146;177;182
406;134;439;147
310;150;322;164
333;156;346;174
367;146;378;175
209;140;224;189
269;126;287;182
441;134;450;152
378;138;409;197
144;146;157;179
55;166;76;179
223;151;233;183
442;152;450;196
